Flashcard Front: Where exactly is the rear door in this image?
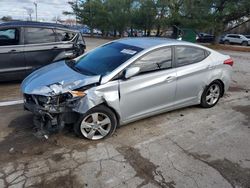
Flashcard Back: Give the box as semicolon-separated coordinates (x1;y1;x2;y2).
0;27;25;81
24;27;60;75
174;46;211;106
119;47;177;122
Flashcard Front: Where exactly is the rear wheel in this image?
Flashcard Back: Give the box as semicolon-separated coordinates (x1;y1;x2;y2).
200;81;222;108
74;105;117;140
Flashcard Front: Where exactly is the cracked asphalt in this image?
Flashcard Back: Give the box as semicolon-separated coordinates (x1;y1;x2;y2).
0;38;249;188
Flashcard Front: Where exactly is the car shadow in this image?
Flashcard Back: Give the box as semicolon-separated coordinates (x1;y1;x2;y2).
0;114;59;162
0;104;202;163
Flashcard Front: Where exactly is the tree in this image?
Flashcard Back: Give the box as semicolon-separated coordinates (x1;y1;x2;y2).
64;0;109;36
1;16;12;21
132;0;157;36
155;0;169;36
105;0;133;37
209;0;250;41
64;0;250;42
161;0;250;41
24;7;34;21
52;16;63;23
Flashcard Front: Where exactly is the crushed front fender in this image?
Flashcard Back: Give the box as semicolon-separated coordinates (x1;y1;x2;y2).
73;81;121;117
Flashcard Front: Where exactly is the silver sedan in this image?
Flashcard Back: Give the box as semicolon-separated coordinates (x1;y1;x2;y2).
21;38;233;140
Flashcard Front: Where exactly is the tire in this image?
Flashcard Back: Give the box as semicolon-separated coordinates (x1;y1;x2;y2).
224;40;230;45
200;81;222;108
74;105;117;140
242;41;248;46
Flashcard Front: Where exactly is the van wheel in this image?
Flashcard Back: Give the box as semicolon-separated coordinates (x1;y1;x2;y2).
242;41;248;46
200;81;222;108
74;105;117;140
224;40;230;45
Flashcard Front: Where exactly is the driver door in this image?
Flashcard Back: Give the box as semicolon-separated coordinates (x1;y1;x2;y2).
119;47;177;122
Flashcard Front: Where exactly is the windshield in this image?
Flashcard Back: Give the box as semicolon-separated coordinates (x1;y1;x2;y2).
73;42;143;76
245;35;250;39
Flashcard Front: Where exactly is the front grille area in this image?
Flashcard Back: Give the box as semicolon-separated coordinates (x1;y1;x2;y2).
24;94;49;106
24;93;71;107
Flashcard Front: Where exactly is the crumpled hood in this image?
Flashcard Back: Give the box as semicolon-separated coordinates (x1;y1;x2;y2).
21;61;101;96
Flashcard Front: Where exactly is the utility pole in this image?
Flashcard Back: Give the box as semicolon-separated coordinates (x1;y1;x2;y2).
34;2;37;21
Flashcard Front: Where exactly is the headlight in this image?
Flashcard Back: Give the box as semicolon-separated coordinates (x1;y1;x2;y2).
69;91;86;98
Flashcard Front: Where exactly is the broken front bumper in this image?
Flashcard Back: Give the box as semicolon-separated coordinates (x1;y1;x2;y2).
23;93;78;114
23;94;81;135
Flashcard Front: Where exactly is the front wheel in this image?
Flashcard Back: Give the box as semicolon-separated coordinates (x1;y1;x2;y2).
74;105;117;140
200;81;222;108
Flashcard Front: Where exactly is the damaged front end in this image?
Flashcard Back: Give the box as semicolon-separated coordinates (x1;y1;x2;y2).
20;60;104;138
21;60;121;138
23;90;86;137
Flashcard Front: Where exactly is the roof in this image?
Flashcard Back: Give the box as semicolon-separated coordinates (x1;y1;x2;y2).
116;37;191;49
0;21;76;31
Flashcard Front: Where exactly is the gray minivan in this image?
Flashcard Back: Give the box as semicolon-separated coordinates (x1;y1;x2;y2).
0;21;86;81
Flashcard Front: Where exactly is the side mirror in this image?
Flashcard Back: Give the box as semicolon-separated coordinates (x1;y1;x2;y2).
124;67;140;79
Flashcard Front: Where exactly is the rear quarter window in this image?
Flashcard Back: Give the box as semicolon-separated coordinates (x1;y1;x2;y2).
175;46;209;67
55;30;76;41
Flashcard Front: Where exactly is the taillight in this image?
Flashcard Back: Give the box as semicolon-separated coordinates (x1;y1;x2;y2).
224;58;234;66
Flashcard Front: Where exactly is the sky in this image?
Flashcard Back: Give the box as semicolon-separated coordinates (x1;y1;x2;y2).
0;0;75;21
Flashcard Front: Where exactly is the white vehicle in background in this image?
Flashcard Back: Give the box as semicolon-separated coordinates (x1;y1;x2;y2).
93;29;102;35
221;34;250;46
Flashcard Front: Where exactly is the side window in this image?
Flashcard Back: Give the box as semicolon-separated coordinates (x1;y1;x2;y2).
56;30;76;41
132;47;172;74
0;28;19;46
175;46;207;67
24;27;56;44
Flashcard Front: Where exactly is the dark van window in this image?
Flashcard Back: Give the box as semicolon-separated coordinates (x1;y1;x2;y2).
56;30;76;41
24;27;56;44
175;46;207;67
132;47;172;74
0;28;19;46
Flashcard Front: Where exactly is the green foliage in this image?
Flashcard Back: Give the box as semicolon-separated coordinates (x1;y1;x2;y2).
65;0;250;39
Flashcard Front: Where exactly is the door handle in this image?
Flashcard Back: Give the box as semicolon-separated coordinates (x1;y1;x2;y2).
52;46;58;49
207;65;215;70
8;49;17;53
165;76;175;82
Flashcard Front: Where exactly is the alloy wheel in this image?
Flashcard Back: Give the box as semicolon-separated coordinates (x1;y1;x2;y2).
80;112;111;140
205;84;220;105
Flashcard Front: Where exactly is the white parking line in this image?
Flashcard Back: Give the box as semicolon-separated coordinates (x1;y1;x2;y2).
0;100;23;107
